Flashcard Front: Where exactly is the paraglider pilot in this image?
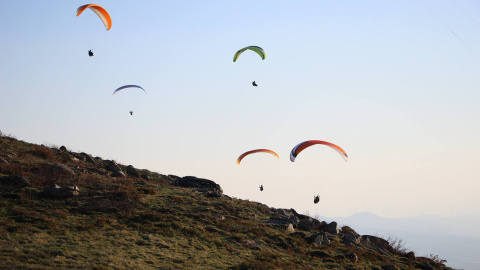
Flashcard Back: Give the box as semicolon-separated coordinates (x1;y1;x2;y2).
88;50;94;57
259;185;263;191
129;111;133;115
252;81;258;87
314;195;320;204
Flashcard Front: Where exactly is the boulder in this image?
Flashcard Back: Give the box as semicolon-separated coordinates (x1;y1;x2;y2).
405;251;415;260
297;215;320;231
269;208;300;226
72;153;86;161
126;165;140;177
80;152;96;164
107;161;123;174
0;175;30;187
141;174;150;180
286;224;295;232
48;164;73;176
322;221;339;234
41;184;79;198
344;231;361;245
94;157;103;163
306;232;330;246
173;176;223;194
361;235;395;254
59;146;67;151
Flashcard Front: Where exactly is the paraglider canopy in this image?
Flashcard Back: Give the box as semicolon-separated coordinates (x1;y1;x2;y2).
252;81;258;87
76;4;112;31
88;50;94;57
259;185;264;191
113;85;147;95
233;46;266;62
290;140;348;162
314;195;320;204
236;149;279;165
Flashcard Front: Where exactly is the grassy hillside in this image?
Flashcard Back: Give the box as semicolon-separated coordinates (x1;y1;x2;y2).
0;132;453;269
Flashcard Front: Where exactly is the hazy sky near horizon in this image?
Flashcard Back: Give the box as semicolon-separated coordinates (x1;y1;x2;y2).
1;0;479;218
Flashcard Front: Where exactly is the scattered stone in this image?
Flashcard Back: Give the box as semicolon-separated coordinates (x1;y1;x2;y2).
0;175;30;187
306;232;330;246
41;184;79;198
126;165;140;177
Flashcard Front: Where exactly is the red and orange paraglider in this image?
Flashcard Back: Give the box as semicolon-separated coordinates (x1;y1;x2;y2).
237;149;279;165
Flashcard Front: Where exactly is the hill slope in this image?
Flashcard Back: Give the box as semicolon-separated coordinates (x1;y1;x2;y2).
0;133;453;269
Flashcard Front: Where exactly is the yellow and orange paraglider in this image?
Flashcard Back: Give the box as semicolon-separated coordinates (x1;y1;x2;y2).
236;149;279;165
290;140;348;162
76;4;112;30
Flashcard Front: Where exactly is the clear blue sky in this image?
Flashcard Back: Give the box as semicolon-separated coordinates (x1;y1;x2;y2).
1;0;479;218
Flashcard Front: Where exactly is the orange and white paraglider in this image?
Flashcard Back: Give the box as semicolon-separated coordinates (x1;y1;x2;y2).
76;4;112;30
290;140;348;162
236;149;279;165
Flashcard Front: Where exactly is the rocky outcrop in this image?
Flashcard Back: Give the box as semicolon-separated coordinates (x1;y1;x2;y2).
40;184;79;198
